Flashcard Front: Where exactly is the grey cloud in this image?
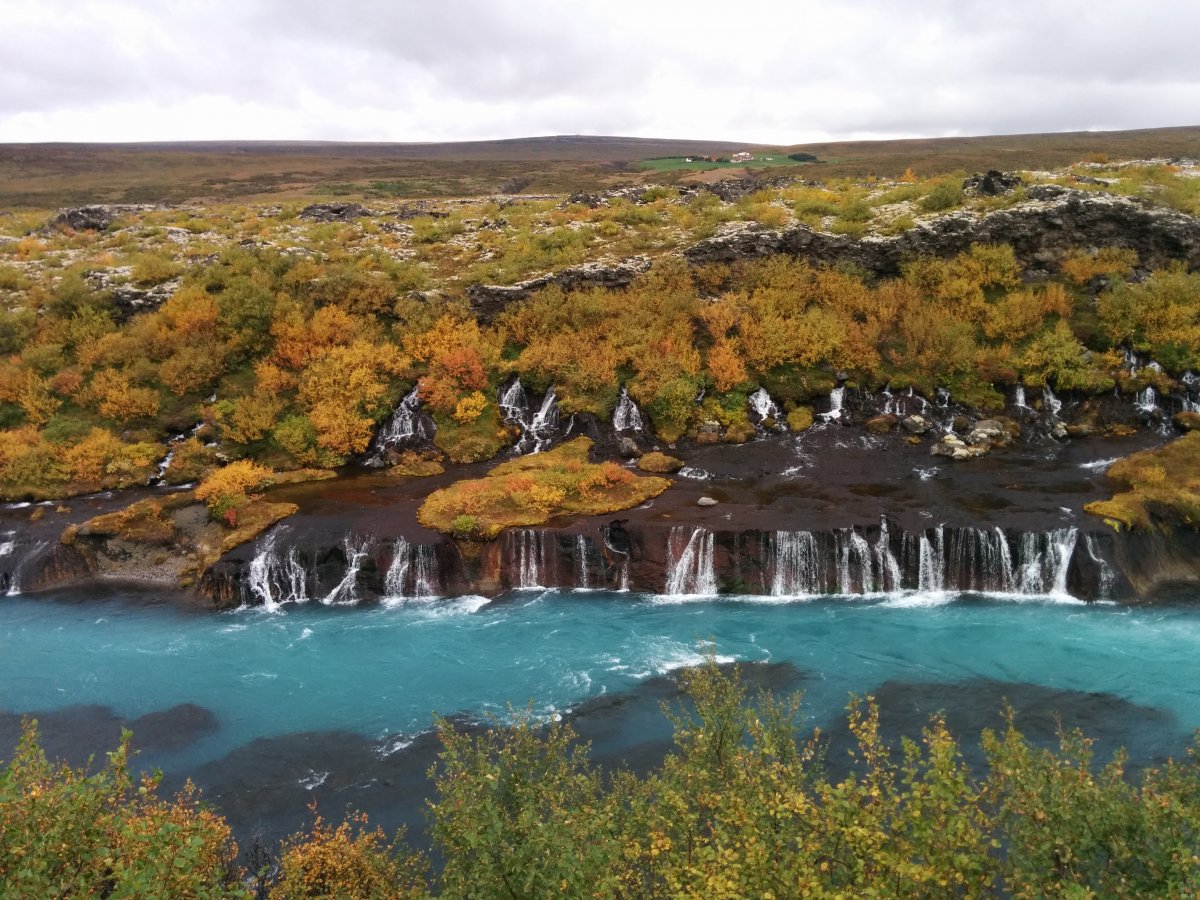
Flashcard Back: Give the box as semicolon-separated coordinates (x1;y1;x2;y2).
0;0;1196;143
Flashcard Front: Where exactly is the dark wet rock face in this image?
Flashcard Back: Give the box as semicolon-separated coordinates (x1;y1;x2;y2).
0;702;218;769
822;678;1180;779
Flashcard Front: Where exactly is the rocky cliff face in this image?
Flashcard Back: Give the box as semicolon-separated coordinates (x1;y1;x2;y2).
685;187;1200;277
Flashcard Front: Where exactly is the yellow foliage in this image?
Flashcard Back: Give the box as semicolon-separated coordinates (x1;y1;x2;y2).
452;391;488;424
194;460;275;514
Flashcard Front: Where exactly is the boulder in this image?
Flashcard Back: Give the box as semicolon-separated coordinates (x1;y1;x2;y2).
962;170;1022;197
931;433;988;460
298;202;373;223
1173;411;1200;432
696;496;720;507
865;414;898;434
901;415;932;435
617;436;643;458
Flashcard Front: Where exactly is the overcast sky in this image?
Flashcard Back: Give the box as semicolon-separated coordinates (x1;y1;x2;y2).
2;0;1198;144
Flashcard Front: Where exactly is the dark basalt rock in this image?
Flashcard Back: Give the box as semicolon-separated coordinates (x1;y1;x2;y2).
466;256;653;321
298;202;373;223
685;189;1200;276
46;204;155;233
963;169;1022;196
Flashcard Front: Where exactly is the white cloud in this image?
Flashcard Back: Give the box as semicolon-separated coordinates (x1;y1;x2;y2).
0;0;1196;143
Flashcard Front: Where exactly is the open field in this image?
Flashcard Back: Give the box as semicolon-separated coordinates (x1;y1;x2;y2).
0;126;1197;208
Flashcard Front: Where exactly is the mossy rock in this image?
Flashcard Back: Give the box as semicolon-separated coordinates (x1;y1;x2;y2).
787;406;814;431
638;452;684;474
1173;411;1200;432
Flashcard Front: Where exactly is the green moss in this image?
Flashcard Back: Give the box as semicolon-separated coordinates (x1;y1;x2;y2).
1084;433;1200;530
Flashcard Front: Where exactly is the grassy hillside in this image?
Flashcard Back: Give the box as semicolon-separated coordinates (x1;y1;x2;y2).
1;126;1197;207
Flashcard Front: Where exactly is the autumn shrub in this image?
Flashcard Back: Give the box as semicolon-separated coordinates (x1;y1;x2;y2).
194;459;275;522
0;721;243;898
271;809;426;899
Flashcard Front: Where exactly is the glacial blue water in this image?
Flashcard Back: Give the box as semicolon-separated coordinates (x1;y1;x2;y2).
3;587;1200;778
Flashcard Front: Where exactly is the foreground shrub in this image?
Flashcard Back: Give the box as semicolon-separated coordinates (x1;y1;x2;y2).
0;722;243;898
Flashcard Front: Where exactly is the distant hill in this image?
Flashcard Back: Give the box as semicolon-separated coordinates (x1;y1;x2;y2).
0;126;1197;208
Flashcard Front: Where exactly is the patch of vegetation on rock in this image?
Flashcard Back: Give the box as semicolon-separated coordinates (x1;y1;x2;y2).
787;406;814;431
1085;433;1200;531
387;450;446;478
637;451;684;473
418;437;671;539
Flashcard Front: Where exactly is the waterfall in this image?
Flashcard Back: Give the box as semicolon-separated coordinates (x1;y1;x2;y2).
321;536;370;605
664;526;717;596
918;526;946;592
769;530;821;596
245;532;309;610
612;388;644;432
748;388;785;430
4;540;49;597
1015;528;1078;596
367;386;434;465
1043;385;1063;419
574;534;591;589
513;529;544;589
944;526;1016;592
874;518;903;593
502;379;560;454
1014;385;1027;409
837;529;873;593
498;378;528;424
524;388;560;453
935;387;951;408
383;538;440;604
1136;386;1159;414
821;386;846;422
1082;533;1115;601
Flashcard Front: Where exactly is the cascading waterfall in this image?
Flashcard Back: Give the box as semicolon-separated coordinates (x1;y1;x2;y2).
498;378;528;423
245;532;310;610
874;518;903;593
513;529;545;589
1181;371;1199;412
1082;533;1116;601
765;523;1084;598
664;526;717;596
383;538;440;603
1043;385;1063;419
747;388;786;430
838;529;873;593
322;537;370;605
769;530;822;596
1136;386;1159;414
821;386;846;422
4;540;49;597
612;388;644;432
918;526;946;592
501;379;561;454
574;534;591;589
367;387;434;465
943;526;1016;593
1014;385;1027;409
1016;528;1078;595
